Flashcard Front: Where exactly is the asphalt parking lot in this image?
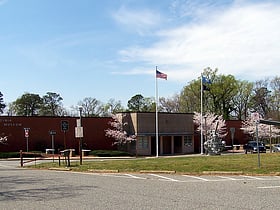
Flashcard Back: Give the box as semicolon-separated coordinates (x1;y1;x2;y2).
1;160;280;210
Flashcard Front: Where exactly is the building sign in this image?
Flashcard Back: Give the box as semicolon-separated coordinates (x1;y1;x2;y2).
61;120;69;131
75;127;83;138
24;128;30;138
0;118;22;127
49;130;56;135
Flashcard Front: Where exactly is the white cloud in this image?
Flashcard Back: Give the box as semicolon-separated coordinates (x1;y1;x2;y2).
112;6;162;35
169;0;227;20
119;1;280;82
112;67;152;76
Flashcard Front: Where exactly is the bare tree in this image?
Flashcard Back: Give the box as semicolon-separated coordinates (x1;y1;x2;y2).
0;92;6;114
77;97;103;117
102;98;124;116
159;94;180;113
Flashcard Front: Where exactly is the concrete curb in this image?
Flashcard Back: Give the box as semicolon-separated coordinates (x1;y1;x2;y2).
48;167;72;171
202;171;244;175
139;170;176;174
271;172;280;176
88;169;119;173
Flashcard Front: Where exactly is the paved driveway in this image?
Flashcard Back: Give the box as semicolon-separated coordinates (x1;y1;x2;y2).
1;160;279;210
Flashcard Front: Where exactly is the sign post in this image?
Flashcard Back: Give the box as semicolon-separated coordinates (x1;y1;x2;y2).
230;127;235;153
252;112;261;168
24;128;30;152
49;130;56;162
75;107;83;165
61;120;69;149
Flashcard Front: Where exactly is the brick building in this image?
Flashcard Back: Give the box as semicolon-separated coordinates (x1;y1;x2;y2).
119;112;195;156
0;115;248;155
0;116;114;153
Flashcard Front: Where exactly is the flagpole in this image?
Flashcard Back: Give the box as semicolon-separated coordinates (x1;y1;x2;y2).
155;66;159;157
200;73;203;155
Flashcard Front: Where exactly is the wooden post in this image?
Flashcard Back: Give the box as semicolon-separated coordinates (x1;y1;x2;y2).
20;150;23;167
67;152;70;167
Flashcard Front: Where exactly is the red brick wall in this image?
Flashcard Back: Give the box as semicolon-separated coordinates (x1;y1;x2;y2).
193;120;250;152
1;116;250;154
223;120;250;145
0;116;115;153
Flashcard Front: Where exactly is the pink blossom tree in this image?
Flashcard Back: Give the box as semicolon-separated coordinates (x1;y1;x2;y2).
105;114;136;145
241;115;280;139
193;112;228;139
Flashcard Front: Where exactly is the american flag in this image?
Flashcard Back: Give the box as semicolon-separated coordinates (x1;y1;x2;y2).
156;70;167;80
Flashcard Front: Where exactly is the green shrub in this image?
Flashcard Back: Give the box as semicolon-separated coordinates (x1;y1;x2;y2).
0;152;20;159
0;151;43;159
89;150;132;157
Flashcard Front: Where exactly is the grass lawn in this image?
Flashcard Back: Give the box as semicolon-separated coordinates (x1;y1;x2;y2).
29;153;280;175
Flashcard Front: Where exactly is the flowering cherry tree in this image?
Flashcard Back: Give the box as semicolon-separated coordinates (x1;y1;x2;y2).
193;112;227;138
241;115;280;139
105;114;136;145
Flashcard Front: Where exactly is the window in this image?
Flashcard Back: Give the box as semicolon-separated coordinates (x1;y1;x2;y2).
138;136;149;149
184;136;192;146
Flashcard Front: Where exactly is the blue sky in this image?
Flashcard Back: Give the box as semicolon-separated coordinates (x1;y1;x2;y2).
1;0;280;109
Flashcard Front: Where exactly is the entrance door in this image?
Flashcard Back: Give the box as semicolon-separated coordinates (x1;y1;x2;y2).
174;136;182;153
151;136;156;156
163;136;171;154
